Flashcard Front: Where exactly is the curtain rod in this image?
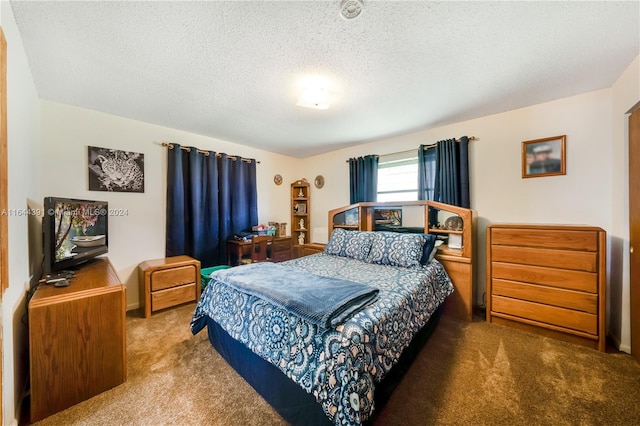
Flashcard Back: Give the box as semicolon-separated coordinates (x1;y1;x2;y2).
345;136;476;162
158;141;260;164
421;135;476;150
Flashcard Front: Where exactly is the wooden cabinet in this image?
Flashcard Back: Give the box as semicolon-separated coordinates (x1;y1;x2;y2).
486;224;606;351
291;179;310;246
138;255;201;318
295;243;326;258
227;237;293;265
29;257;126;422
271;236;293;262
328;200;474;322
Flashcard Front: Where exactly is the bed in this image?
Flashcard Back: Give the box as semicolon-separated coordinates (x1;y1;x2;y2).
191;226;462;425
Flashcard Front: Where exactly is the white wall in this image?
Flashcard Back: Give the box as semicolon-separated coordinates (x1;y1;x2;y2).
1;2;42;425
40;101;302;310
301;88;630;345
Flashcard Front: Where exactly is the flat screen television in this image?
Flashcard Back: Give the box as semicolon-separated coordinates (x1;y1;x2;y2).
43;196;108;275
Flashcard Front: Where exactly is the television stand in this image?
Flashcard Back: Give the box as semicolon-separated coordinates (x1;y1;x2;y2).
29;257;126;422
41;269;75;283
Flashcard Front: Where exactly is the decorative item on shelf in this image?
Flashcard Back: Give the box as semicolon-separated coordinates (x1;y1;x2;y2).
444;216;463;231
298;188;305;197
273;174;283;185
298;232;305;245
294;203;307;214
299;218;305;229
374;208;402;227
448;233;463;249
314;175;325;189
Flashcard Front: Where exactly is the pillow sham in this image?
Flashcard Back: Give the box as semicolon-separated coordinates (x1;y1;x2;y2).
343;231;373;261
325;228;373;261
324;228;348;256
366;231;428;268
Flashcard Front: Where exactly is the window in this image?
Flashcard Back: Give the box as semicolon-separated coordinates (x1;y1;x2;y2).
376;151;419;202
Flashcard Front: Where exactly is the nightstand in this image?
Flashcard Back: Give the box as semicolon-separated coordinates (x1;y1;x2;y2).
296;243;326;258
138;255;201;318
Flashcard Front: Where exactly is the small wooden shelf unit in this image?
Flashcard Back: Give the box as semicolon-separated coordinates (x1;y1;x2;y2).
328;200;474;322
29;257;126;422
486;224;606;351
138;255;201;318
291;179;311;246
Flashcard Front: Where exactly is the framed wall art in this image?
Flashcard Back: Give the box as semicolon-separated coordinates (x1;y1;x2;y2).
88;146;145;192
522;135;566;178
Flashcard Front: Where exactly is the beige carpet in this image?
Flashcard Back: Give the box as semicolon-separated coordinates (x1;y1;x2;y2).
30;303;640;425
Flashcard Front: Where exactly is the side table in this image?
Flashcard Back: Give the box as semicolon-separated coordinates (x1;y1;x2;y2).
138;255;201;318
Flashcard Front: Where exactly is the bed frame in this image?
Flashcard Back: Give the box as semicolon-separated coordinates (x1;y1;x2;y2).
203;307;443;425
200;201;474;424
328;200;475;321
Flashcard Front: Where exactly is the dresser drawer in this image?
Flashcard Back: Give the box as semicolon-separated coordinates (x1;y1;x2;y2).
151;283;197;311
490;228;598;251
491;295;597;335
491;262;598;293
150;265;197;291
491;245;597;272
492;279;597;314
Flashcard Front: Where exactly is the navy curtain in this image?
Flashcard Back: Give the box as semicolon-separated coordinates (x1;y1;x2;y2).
166;144;258;267
435;137;470;208
418;145;437;201
418;136;470;208
349;155;379;204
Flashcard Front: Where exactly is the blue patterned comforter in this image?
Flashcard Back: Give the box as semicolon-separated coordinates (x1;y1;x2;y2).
191;253;454;425
207;262;379;330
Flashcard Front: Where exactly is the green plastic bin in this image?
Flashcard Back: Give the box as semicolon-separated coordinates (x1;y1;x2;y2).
201;265;231;290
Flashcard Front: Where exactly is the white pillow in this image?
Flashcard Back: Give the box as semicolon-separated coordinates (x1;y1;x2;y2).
428;240;445;263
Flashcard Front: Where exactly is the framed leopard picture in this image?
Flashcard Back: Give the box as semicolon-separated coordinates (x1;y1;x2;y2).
88;146;144;193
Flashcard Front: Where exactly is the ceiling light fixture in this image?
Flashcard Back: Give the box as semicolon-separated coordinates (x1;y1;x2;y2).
297;85;332;110
339;0;364;20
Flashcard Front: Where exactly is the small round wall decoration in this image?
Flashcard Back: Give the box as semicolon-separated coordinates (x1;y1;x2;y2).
314;175;325;189
273;174;283;185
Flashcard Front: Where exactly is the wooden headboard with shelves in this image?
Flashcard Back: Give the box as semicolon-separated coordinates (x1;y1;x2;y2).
328;200;475;321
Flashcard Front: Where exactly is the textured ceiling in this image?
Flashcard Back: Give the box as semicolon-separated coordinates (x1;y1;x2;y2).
10;1;640;158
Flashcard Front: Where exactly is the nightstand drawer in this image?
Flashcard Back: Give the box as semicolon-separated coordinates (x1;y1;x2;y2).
152;283;197;311
150;265;197;291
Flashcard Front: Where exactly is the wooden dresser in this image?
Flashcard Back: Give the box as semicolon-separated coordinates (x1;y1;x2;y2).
29;257;126;422
138;255;201;318
486;224;606;351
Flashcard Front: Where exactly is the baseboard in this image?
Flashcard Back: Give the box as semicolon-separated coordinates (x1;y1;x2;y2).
127;301;140;312
608;332;631;354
